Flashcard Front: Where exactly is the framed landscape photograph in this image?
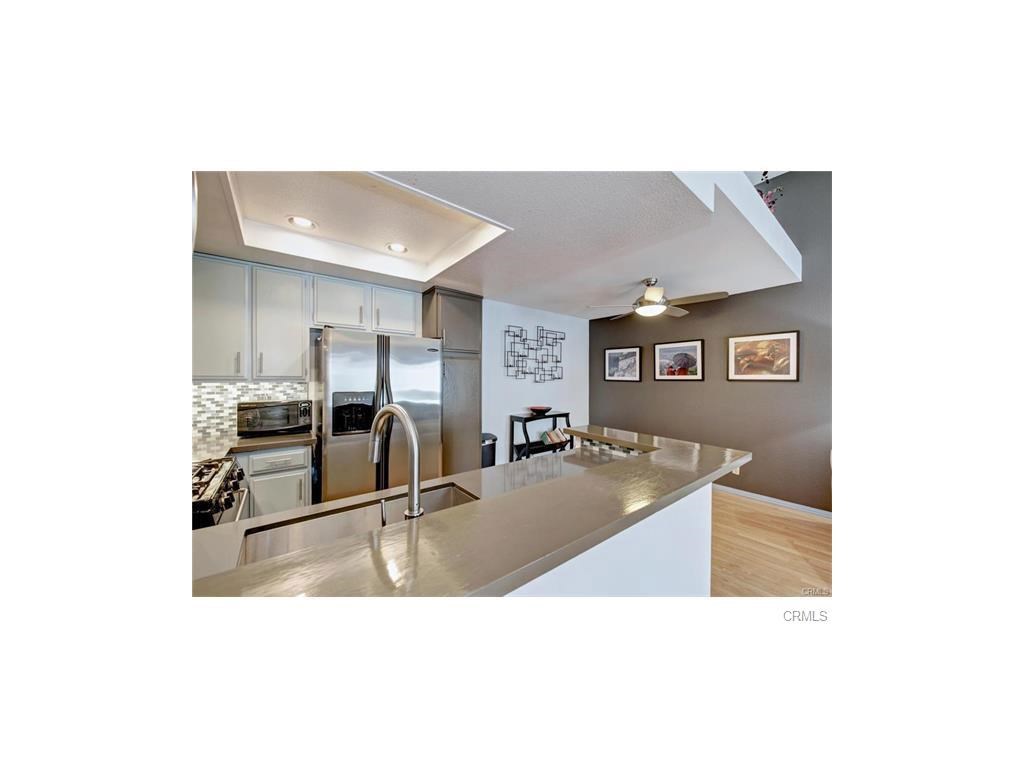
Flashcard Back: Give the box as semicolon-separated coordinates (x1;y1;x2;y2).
727;331;799;381
654;339;704;380
604;346;641;381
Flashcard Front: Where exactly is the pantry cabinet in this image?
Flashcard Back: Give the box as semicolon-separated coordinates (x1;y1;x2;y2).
422;287;481;352
422;287;482;474
253;267;308;379
442;352;482;474
193;256;250;379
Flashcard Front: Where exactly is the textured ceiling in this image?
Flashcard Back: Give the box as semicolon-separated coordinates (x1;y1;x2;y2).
195;171;800;315
382;172;798;317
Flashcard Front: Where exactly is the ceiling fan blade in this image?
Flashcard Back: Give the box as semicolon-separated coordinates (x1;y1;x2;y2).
588;304;634;308
663;305;689;318
643;285;665;302
609;311;635;320
666;291;729;306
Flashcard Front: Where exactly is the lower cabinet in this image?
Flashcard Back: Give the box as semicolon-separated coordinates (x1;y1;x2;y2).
235;446;312;518
250;469;309;517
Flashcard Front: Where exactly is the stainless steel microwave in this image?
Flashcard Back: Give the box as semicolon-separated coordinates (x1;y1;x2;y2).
237;400;312;437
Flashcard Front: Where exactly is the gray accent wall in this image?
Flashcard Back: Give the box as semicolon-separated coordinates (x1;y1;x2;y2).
588;171;831;510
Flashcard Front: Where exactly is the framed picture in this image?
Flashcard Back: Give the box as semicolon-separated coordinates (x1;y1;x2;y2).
727;331;799;381
604;346;641;381
654;339;704;380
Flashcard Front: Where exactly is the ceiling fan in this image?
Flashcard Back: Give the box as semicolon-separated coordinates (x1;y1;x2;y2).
588;278;729;319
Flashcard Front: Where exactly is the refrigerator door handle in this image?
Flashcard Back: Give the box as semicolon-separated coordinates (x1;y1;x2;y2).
375;334;388;491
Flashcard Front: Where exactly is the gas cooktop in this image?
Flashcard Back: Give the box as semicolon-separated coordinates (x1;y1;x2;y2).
192;456;244;529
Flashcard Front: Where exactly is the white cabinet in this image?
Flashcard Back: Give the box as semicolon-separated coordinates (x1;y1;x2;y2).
254;267;308;379
371;286;417;335
250;469;309;517
249;446;308;474
242;446;312;518
193;253;423;381
314;276;370;329
193;256;249;378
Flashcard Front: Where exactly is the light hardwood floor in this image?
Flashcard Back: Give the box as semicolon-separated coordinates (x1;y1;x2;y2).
711;490;832;597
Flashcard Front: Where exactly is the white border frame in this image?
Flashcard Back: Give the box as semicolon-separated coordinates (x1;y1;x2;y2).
604;347;641;381
654;339;704;381
727;331;799;381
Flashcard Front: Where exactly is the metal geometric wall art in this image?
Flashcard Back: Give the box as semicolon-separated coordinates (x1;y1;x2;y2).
504;325;566;382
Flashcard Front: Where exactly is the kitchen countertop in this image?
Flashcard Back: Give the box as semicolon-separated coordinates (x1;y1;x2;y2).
192;425;751;596
192;433;315;462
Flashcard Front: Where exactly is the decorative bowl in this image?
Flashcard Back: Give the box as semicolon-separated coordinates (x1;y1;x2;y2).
528;406;552;416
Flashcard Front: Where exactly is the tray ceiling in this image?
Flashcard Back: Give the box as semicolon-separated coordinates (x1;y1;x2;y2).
194;171;802;315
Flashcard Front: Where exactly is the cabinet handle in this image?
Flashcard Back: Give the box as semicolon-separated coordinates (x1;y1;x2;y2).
299;477;304;503
258;352;264;374
234;351;241;374
376;307;381;327
359;306;363;324
442;328;446;346
302;349;307;378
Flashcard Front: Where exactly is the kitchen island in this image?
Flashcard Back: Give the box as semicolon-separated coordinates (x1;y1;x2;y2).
192;426;751;596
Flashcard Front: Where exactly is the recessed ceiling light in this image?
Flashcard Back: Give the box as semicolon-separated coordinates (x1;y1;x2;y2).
287;215;317;230
386;242;408;254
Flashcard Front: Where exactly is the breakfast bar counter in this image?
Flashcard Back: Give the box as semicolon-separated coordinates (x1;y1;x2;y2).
192;425;751;596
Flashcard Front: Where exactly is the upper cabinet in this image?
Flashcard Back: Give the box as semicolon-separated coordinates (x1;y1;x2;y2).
423;287;482;353
193;253;425;380
254;268;308;379
371;286;418;336
314;276;370;330
193;256;250;379
315;278;418;336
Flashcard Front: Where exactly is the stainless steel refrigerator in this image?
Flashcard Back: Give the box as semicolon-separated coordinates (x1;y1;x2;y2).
313;328;442;503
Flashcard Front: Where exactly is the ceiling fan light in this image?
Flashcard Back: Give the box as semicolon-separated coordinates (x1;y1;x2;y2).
644;285;665;302
635;303;667;317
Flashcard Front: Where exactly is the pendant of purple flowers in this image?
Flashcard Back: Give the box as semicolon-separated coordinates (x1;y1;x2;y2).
756;171;784;214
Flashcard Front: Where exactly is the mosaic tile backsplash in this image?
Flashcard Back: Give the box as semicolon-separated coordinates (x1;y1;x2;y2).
192;381;309;460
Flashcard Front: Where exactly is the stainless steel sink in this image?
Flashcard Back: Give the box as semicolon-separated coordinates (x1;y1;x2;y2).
241;484;478;565
382;484;477;524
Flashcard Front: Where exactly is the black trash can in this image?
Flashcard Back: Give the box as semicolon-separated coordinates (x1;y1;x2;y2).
481;433;497;468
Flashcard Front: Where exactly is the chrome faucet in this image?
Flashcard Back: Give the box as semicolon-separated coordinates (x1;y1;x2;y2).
368;404;423;518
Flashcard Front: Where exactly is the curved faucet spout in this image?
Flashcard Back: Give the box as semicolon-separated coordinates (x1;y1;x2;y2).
368;404;423;518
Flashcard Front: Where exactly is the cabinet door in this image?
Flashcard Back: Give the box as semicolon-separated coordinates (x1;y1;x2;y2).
254;268;307;379
193;256;249;378
442;352;481;474
372;286;417;335
250;469;309;517
314;276;370;329
439;292;481;353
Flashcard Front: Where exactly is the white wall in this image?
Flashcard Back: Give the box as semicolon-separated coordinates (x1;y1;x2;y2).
481;299;589;464
508;484;712;596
